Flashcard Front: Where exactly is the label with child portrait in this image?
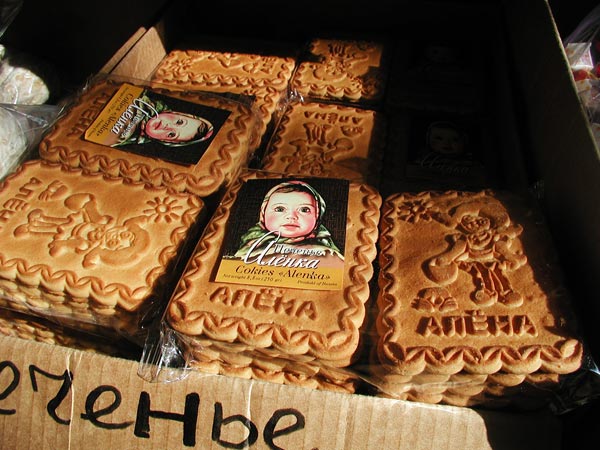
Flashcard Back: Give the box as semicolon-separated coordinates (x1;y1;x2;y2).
84;83;231;165
215;177;349;290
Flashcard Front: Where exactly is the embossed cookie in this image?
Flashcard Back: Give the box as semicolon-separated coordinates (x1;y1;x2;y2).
374;190;583;378
0;308;136;358
39;78;258;198
261;101;386;185
369;356;563;408
151;50;296;147
166;171;382;368
0;160;205;339
291;38;388;105
183;338;360;393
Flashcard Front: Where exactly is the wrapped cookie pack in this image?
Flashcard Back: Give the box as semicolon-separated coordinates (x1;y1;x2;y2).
149;44;298;161
39;74;262;200
289;37;390;108
369;190;589;409
142;169;382;393
0;160;208;345
0;74;264;345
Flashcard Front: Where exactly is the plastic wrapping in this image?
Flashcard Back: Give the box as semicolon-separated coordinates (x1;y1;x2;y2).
0;306;138;359
0;102;61;179
0;0;21;38
0;1;59;104
133;31;600;415
563;3;600;143
0;73;263;347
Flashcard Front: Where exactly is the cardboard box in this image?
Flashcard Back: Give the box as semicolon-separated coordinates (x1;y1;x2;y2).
0;335;564;449
2;0;599;448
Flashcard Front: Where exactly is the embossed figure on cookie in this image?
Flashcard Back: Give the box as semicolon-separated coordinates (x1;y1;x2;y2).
14;193;151;268
282;122;354;176
412;287;459;313
425;200;527;307
303;40;384;102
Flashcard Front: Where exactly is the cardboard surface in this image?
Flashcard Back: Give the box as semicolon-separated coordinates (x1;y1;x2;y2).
0;335;562;449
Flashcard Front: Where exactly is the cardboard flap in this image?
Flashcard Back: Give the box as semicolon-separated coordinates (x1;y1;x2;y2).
0;335;562;449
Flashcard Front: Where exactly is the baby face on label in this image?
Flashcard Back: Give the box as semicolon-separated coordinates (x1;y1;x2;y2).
145;111;203;143
263;191;318;238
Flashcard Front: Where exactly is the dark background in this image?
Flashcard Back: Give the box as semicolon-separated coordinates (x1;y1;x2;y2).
2;0;599;96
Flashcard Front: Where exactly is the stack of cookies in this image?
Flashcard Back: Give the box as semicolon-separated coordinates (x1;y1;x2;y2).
0;160;207;343
162;171;381;392
370;190;584;407
0;307;138;358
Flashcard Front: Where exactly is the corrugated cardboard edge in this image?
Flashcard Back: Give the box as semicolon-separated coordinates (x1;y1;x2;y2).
0;335;561;449
107;25;168;80
98;26;149;75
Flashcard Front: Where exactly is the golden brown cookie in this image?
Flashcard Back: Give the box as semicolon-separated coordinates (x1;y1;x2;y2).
167;171;381;368
374;190;583;378
0;160;206;339
291;38;388;105
261;100;386;185
151;50;296;147
39;78;258;197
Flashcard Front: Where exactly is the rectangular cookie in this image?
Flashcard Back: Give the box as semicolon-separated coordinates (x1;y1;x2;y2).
39;78;258;198
166;171;381;367
291;38;388;106
374;190;584;377
151;49;297;148
260;100;386;186
0;160;206;340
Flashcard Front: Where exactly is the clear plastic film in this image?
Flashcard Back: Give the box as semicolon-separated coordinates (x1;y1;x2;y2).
0;102;62;179
563;3;600;141
0;0;59;105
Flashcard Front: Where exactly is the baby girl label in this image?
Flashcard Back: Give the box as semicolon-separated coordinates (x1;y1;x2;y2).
216;177;348;290
84;82;230;165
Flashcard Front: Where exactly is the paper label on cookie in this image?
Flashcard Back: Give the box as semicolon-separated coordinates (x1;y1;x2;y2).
84;83;231;165
215;177;348;290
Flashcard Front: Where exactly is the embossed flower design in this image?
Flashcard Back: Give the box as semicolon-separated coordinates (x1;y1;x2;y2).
397;195;438;223
143;197;183;223
168;57;195;76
